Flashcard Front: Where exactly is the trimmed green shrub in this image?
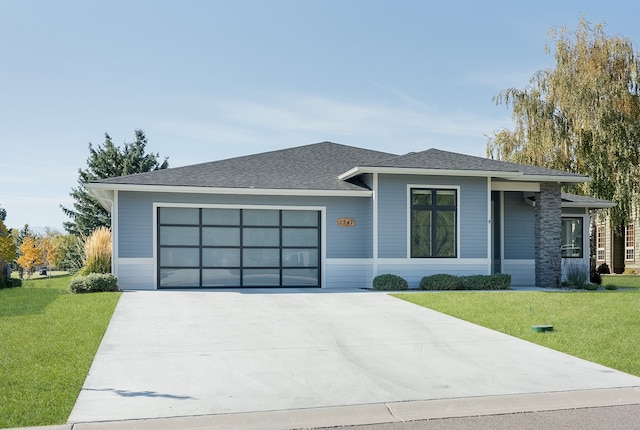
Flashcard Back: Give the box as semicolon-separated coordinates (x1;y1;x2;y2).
419;274;461;290
604;284;617;290
69;273;119;293
420;273;511;290
462;273;512;290
372;273;408;290
623;268;636;275
584;283;599;291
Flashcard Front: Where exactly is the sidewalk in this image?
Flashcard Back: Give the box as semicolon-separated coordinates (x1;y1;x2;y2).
10;387;640;430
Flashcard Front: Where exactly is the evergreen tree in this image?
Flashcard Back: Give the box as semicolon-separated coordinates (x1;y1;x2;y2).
62;130;169;236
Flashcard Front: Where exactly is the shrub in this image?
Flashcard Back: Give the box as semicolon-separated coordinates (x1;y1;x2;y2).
584;283;599;291
623;268;636;275
0;277;21;289
69;273;119;293
464;273;511;290
79;227;112;275
565;263;589;289
596;263;610;274
420;273;511;290
420;274;461;290
372;273;408;291
604;284;617;290
590;270;602;285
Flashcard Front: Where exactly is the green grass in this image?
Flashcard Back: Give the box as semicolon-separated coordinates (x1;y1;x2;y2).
394;286;640;377
0;275;120;428
600;274;640;289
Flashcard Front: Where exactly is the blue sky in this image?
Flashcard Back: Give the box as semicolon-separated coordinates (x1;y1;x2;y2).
1;0;639;231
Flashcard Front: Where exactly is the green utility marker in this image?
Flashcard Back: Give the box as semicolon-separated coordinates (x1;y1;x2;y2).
531;325;554;333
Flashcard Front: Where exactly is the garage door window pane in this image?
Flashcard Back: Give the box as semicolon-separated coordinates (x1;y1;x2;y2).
243;228;279;246
202;248;240;267
243;248;280;267
282;249;317;267
159;207;199;225
282;269;318;286
282;229;317;247
243;269;280;286
282;210;318;226
202;269;240;287
160;248;199;267
160;269;199;287
160;226;199;246
202;209;240;225
202;227;240;246
243;210;279;226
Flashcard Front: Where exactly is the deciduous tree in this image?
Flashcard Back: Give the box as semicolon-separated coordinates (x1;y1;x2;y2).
487;17;640;229
17;236;44;276
61;130;169;237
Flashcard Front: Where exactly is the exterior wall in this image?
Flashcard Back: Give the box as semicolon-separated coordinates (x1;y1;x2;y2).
374;174;490;287
502;192;535;259
595;204;639;273
115;191;373;289
376;174;489;258
560;210;590;283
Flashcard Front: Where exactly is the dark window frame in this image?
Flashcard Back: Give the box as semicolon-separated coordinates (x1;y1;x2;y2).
560;217;584;259
410;188;458;258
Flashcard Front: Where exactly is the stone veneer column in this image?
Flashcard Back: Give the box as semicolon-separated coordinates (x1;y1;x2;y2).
535;183;562;288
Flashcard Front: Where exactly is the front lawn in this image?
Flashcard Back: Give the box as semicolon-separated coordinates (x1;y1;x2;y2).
394;286;640;377
0;275;121;428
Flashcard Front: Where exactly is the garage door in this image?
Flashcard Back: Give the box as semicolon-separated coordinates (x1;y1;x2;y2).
157;207;320;288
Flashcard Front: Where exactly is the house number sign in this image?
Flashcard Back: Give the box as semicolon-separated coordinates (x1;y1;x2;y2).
337;218;355;227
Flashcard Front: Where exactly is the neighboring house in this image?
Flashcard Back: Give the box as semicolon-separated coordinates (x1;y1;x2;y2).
86;141;612;290
594;205;639;274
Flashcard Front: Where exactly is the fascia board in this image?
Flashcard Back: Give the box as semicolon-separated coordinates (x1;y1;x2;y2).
85;182;373;197
338;166;524;180
562;202;616;208
505;175;590;183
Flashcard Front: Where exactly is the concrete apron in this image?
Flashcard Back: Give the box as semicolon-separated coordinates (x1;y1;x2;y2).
68;289;640;424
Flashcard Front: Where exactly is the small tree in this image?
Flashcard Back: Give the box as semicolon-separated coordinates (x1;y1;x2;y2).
17;236;44;276
0;219;15;280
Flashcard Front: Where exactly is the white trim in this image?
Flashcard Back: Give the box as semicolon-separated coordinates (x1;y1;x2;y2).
487;177;492;274
111;190;118;276
152;202;327;288
500;191;505;266
406;184;461;259
377;257;490;266
491;181;540;192
117;258;154;264
87;182;372;198
560;214;589;262
372;173;379;277
340;166;522;180
561;201;616;208
326;258;372;264
339;166;589;184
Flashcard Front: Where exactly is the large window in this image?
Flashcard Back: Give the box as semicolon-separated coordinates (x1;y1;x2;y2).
561;217;583;258
625;224;635;261
596;224;605;261
410;188;457;258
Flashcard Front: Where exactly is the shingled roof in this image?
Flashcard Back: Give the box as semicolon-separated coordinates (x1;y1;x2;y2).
92;141;588;191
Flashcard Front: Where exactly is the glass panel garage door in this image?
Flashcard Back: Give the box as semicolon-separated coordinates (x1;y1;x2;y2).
158;208;320;288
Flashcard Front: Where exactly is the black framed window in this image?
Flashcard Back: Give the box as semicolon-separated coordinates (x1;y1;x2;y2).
410;188;457;258
561;217;583;258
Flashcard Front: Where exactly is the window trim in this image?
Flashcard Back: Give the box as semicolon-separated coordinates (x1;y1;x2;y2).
560;216;584;259
406;185;460;259
596;224;605;262
625;224;635;262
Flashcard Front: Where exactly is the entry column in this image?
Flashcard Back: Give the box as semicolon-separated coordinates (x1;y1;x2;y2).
534;183;561;288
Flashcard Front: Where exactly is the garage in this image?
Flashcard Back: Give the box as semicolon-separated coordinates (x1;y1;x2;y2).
157;207;321;288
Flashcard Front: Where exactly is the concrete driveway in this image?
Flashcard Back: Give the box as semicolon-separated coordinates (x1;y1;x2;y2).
68;289;640;424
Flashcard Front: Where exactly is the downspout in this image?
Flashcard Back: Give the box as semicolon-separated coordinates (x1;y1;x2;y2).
372;173;379;282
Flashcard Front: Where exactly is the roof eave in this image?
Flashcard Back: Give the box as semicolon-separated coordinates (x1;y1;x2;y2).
86;182;373;197
339;166;524;180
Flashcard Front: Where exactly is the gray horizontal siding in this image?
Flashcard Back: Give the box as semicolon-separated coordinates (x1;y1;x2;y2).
377;174;488;259
503;191;535;259
117;191;372;259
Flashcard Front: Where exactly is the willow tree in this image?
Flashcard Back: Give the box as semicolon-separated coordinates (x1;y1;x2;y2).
487;18;640;231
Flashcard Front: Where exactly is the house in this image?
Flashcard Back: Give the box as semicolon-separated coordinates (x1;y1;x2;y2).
594;206;638;274
86;141;613;290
